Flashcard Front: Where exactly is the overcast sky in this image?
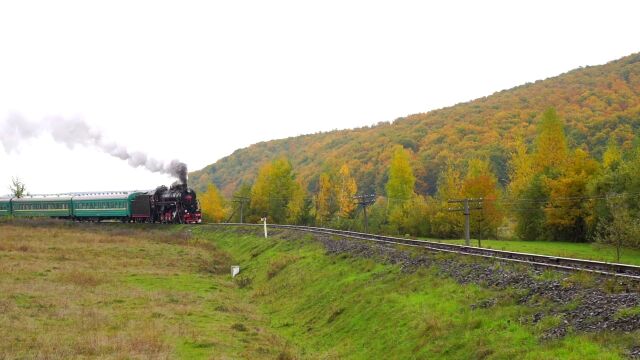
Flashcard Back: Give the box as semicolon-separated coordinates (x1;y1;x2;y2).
1;0;639;195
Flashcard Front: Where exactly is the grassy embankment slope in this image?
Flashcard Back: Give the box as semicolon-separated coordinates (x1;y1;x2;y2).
1;222;637;359
198;227;636;359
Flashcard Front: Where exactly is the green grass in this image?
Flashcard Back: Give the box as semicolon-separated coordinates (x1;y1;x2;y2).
196;227;635;359
430;238;640;266
3;222;638;359
614;306;640;321
0;223;294;359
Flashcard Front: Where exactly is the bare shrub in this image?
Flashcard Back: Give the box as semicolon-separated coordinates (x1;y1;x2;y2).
267;255;300;279
196;251;232;274
234;276;252;289
231;323;247;332
124;329;170;356
277;350;296;360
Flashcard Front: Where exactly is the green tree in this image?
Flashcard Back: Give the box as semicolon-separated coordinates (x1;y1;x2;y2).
388;195;432;236
250;158;298;223
9;177;27;198
593;195;640;259
515;175;548;241
589;145;640;237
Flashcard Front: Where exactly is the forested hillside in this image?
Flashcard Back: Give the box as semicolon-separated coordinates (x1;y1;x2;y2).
191;52;640;198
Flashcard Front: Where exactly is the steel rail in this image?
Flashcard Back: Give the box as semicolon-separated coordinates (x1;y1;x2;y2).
205;222;640;280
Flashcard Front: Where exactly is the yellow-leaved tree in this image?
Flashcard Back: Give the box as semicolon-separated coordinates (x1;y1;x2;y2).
432;163;464;238
287;180;307;224
534;107;568;172
386;145;415;204
315;173;333;224
250;157;301;223
335;164;357;218
508;136;534;198
462;158;503;238
544;149;598;241
603;138;622;170
200;183;227;222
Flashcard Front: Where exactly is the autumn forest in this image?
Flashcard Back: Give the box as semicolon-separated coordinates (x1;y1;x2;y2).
192;52;640;247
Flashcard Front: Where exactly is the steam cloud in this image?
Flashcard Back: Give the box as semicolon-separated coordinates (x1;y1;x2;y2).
0;114;188;184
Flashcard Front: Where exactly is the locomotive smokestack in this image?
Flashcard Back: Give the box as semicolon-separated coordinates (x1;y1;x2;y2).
0;114;189;183
169;160;188;185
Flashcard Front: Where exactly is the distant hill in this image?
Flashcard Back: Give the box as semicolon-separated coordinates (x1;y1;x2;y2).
190;52;640;196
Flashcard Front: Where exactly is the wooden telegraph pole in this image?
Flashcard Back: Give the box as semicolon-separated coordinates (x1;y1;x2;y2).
226;196;249;223
354;194;376;233
448;198;483;246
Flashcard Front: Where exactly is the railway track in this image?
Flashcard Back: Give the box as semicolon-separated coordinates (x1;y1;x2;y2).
205;222;640;281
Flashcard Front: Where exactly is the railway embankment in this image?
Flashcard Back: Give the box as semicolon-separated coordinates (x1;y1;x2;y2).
200;226;640;359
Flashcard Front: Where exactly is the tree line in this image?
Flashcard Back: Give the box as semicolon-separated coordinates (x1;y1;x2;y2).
190;53;640;201
200;107;640;248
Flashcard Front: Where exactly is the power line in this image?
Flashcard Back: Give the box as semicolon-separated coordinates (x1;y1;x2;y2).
487;191;640;205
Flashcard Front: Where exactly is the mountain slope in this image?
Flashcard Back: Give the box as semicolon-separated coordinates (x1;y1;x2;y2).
190;53;640;196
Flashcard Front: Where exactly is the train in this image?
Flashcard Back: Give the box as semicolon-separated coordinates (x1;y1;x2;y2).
0;183;201;224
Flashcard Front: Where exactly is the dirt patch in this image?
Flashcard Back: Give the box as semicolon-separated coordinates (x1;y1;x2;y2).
56;270;106;287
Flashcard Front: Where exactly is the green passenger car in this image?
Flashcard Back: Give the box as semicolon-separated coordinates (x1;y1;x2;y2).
11;196;73;217
0;197;12;216
71;192;140;219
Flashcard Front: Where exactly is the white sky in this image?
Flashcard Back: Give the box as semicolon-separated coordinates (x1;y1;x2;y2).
1;0;639;194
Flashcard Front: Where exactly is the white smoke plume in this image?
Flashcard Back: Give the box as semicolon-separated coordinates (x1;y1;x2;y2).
0;114;188;184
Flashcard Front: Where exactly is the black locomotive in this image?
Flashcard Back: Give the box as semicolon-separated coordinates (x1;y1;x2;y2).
131;183;202;224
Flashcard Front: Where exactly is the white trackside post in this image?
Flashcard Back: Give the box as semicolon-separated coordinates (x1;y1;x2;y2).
231;265;240;277
262;217;268;238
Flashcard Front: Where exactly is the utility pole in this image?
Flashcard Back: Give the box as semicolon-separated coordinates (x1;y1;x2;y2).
448;198;483;246
354;194;376;233
234;196;249;223
225;196;250;223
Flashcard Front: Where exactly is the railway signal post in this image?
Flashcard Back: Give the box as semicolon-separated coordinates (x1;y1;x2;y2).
448;198;483;246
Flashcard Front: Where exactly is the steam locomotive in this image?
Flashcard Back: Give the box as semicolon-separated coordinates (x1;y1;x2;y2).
134;183;202;223
0;182;202;224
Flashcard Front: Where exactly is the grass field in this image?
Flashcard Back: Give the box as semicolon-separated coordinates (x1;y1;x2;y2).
1;221;637;359
0;222;294;359
434;238;640;266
